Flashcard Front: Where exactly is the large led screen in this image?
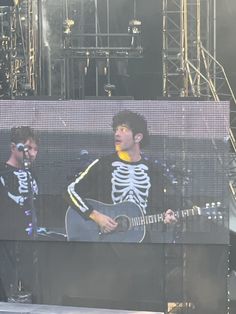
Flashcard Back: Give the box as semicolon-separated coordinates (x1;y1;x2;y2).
0;100;229;244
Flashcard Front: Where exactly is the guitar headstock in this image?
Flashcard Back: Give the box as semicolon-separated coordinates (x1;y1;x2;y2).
194;202;224;220
177;201;225;221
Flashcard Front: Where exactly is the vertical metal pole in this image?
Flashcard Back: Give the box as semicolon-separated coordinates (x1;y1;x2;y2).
133;0;137;19
37;0;42;95
61;59;66;99
183;0;187;96
95;0;99;96
196;0;201;96
63;0;70;99
205;0;211;98
47;45;52;96
107;0;111;85
206;0;210;52
79;0;85;99
9;5;16;98
162;0;167;96
65;0;69;19
213;0;216;87
0;7;3;35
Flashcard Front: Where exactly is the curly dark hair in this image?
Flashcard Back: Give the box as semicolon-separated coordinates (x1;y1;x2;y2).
10;126;39;145
112;110;149;148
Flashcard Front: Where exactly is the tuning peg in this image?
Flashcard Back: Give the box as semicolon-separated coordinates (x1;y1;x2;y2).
217;202;221;208
218;211;223;220
205;203;210;208
211;202;216;207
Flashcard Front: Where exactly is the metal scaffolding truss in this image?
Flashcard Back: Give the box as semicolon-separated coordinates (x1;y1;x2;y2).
163;0;236;106
163;0;236;201
162;0;236;146
48;0;143;99
162;0;216;97
0;0;38;98
26;0;38;92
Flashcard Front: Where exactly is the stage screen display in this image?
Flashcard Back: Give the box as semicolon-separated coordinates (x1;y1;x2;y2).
0;100;229;244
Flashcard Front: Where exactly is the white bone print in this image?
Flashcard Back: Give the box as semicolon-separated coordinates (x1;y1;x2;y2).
111;161;151;214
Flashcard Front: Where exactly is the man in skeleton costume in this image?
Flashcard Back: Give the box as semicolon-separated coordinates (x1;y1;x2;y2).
0;126;39;240
66;110;176;242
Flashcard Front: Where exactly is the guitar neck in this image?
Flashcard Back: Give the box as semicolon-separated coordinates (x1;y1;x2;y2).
131;207;202;227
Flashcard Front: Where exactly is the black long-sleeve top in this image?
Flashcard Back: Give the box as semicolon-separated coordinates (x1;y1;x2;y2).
65;153;175;219
0;163;38;240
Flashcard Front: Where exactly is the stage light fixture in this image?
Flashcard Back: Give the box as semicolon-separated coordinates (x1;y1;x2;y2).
128;19;142;47
63;19;75;35
104;83;115;97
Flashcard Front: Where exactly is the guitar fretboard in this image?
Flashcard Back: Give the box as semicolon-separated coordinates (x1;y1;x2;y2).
130;206;217;227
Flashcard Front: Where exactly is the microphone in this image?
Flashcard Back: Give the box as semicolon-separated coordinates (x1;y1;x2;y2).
16;143;28;152
79;149;89;157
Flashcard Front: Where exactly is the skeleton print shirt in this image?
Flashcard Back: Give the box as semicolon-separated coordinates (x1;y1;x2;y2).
66;153;169;219
0;163;38;239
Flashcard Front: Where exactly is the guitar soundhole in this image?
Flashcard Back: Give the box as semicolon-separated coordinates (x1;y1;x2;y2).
115;216;130;232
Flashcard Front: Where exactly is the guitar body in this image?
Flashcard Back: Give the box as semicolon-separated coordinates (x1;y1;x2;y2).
65;199;223;243
65;199;146;243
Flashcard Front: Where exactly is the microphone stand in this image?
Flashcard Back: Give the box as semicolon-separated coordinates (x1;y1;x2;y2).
22;150;42;304
22;149;38;240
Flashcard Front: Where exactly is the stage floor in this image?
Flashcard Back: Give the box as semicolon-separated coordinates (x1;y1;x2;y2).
0;302;163;314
